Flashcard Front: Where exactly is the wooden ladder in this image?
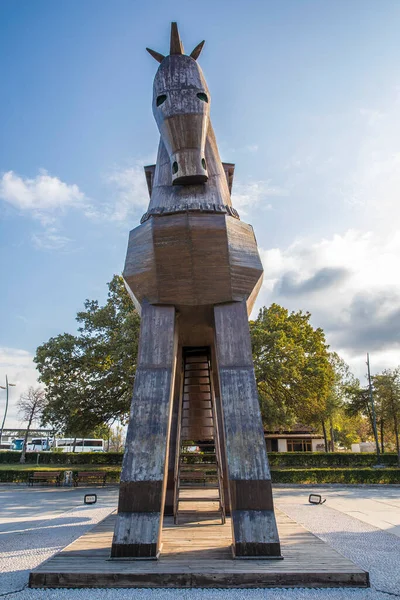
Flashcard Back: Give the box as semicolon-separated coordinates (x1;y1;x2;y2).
174;348;226;525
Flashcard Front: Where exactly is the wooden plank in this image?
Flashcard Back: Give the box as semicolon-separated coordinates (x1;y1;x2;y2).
29;502;369;589
111;304;177;558
214;300;281;558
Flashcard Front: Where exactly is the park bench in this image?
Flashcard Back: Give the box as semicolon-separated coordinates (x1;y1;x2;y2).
73;471;107;487
28;471;62;486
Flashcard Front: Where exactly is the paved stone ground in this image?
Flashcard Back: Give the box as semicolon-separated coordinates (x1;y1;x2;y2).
1;484;399;599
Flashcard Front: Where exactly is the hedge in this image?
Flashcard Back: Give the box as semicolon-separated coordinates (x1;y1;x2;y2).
268;452;399;468
0;451;398;468
0;451;124;465
0;468;121;484
1;466;399;485
270;468;400;484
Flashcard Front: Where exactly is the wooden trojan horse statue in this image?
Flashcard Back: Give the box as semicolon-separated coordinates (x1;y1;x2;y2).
111;22;281;560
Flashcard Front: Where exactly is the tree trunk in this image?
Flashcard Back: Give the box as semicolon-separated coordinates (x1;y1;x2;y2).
72;437;77;453
380;418;385;454
20;412;34;464
321;420;329;453
329;418;335;453
394;415;400;468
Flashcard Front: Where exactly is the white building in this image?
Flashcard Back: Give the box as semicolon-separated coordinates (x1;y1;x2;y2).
264;426;325;452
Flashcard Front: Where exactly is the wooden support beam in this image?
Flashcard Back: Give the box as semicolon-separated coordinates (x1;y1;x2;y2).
111;304;177;559
214;300;281;558
164;354;181;516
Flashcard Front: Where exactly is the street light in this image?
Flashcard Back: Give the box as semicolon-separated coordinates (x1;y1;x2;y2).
0;375;16;445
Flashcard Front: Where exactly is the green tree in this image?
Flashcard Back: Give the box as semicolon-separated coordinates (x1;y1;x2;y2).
334;410;370;449
373;368;400;465
344;383;375;439
250;304;334;430
320;353;358;452
35;276;140;437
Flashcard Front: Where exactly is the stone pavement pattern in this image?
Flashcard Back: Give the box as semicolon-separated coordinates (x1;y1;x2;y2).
1;485;400;599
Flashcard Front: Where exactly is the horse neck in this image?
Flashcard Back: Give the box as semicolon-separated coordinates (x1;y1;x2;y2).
148;121;232;212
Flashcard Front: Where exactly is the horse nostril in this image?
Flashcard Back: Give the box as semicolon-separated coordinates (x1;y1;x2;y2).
172;161;178;174
202;158;207;170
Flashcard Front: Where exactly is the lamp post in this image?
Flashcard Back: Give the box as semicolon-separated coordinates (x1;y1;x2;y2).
0;375;16;445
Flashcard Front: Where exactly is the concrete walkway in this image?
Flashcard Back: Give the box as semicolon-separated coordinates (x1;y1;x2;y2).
1;484;400;599
274;485;400;538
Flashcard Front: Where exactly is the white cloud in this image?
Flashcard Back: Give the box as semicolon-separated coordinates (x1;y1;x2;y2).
0;170;90;251
31;228;72;251
231;180;287;214
103;164;149;221
342;104;400;227
281;89;400;235
338;347;400;383
0;170;86;219
258;229;400;365
0;348;40;429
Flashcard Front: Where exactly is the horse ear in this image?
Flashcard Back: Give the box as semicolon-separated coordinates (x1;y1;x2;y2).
146;48;165;63
170;22;184;55
190;41;205;61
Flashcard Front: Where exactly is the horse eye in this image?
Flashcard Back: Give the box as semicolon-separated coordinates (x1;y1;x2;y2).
156;94;167;106
197;93;208;103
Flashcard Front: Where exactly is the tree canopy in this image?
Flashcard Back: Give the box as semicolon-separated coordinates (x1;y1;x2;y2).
35;276;140;436
372;368;400;462
250;304;334;429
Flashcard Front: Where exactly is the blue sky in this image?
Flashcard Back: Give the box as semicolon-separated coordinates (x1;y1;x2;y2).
1;0;400;426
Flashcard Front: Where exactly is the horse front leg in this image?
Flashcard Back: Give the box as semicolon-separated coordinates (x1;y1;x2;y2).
111;303;177;559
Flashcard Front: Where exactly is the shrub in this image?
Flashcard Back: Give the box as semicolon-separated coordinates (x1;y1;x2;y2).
0;465;399;485
270;468;400;484
0;468;122;484
0;451;124;465
267;452;399;468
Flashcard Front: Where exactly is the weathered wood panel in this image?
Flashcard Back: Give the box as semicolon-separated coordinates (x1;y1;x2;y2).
111;304;177;558
124;213;262;309
214;300;281;557
226;217;264;315
164;353;181;516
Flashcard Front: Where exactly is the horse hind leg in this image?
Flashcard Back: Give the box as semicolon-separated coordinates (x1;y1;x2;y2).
214;300;281;558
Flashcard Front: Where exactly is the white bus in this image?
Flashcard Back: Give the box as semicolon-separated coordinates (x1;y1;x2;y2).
53;438;105;453
0;441;12;450
25;438;52;452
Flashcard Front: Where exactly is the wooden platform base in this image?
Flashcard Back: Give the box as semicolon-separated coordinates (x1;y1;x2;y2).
29;500;369;589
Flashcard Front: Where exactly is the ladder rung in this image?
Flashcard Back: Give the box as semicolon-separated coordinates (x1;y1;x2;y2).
180;452;216;457
179;476;217;480
180;463;217;468
184;369;209;376
184;385;211;392
185;356;208;363
178;497;220;501
183;442;215;446
185;364;209;371
179;484;220;488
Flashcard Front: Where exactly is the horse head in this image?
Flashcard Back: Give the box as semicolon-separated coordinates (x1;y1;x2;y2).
147;23;209;185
